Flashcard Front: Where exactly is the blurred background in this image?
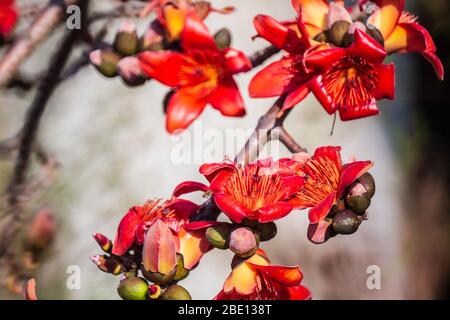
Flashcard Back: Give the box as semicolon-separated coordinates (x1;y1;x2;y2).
0;0;448;299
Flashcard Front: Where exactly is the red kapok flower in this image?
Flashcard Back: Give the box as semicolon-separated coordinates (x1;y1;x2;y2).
141;0;234;42
139;13;251;133
0;0;18;38
112;195;213;270
250;0;443;120
199;159;303;223
294;0;443;79
288;146;372;225
214;249;311;300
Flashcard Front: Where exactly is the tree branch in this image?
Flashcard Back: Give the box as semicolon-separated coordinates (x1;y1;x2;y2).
0;0;79;88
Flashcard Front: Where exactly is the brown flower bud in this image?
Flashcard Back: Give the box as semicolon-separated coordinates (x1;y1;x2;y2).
140;20;165;52
329;20;351;47
358;172;376;197
346;182;371;214
229;227;259;258
205;223;232;249
332;210;362;235
114;21;138;56
160;284;192;300
26;209;56;252
173;253;190;281
89;49;121;78
214;28;232;49
367;26;385;46
117;277;148;300
258;222;277;241
313;31;330;43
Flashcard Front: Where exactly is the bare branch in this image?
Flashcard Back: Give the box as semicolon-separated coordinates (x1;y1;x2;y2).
0;0;79;88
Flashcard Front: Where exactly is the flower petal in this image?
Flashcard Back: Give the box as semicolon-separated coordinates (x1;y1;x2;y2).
112;206;141;255
166;88;207;133
374;63;395;100
207;77;246;117
199;162;236;183
25;279;38;300
385;22;444;80
183;221;218;230
367;0;405;39
223;48;252;74
248;57;296;98
348;28;387;64
214;193;252;223
292;0;329;37
280;175;305;198
142;220;178;274
285;285;312;300
138;51;186;87
337;161;373;196
257;202;293;223
249;264;303;286
338;99;379;121
178;228;211;270
253;14;303;52
182;11;218;52
283;82;311;110
172;181;209;198
307;219;333;244
308;191;336;224
166;198;199;220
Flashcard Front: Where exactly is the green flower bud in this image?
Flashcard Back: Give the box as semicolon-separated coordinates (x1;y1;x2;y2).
173;254;190;282
205;223;232;249
90;49;121;78
214;28;232;49
332;210;362;235
160;284;192;300
258;222;277;241
229;227;259;258
117;277;148;300
346;182;371;214
114;21;138;56
358;172;376;198
141;265;177;286
329;20;351;47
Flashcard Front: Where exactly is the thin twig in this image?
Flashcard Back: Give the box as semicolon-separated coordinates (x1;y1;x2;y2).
0;0;79;88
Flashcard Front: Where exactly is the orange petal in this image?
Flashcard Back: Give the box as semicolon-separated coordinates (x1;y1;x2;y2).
366;0;405;39
166;89;207;133
142;220;178;275
248;264;303;286
163;4;187;41
223;253;269;295
292;0;329;37
25;279;38;300
178;228;211;270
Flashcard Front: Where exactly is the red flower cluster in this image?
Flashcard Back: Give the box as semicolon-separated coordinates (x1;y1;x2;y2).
249;0;443;120
0;0;17;38
139;13;251;133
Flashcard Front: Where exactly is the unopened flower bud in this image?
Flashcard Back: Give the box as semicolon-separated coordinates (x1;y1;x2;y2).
142;220;178;285
114;21;138;56
358;172;376;197
205;223;232;249
173;253;190;281
140;20;165;52
148;284;162;299
92;233;112;253
307;218;336;244
367;26;385;46
229;227;259;258
346;182;371;214
117;56;147;87
26;209;56;252
329;20;351;47
90;49;121;78
117;277;148;300
214;28;232;49
332;210;362;235
258;222;277;241
90;255;123;275
141;268;177;286
160;284;192;300
313;31;330;43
